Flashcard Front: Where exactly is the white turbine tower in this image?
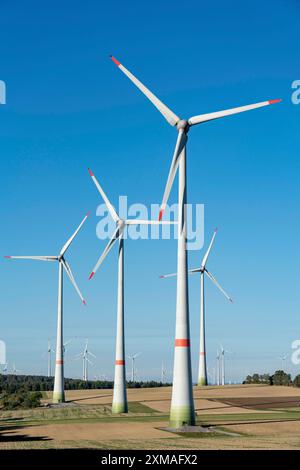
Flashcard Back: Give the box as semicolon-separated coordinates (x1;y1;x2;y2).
88;169;173;414
128;353;141;382
5;213;88;403
109;54;281;428
160;228;232;387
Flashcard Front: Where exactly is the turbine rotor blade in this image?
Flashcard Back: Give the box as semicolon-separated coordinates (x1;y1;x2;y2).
188;99;282;126
205;269;233;302
189;267;202;274
88;169;120;223
159;272;177;279
159;130;187;220
125;219;176;225
160;267;201;279
89;226;123;279
4;256;57;261
62;259;86;305
110;55;180;126
201;228;218;268
60;212;89;257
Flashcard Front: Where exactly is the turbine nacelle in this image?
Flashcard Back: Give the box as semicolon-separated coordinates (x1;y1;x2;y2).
176;119;189;133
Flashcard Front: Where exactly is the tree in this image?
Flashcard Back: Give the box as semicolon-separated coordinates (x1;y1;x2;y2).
271;370;291;386
294;375;300;387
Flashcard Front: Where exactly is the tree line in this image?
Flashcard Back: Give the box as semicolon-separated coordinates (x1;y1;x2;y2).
0;374;171;394
243;370;300;386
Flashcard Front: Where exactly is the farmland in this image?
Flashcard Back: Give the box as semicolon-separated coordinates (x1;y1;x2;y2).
1;384;300;449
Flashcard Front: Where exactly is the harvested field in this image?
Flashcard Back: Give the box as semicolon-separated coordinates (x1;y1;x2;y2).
2;384;300;450
211;396;300;410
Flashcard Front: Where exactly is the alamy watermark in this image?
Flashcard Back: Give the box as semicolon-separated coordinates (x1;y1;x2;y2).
0;80;6;104
95;197;204;251
291;340;300;365
291;80;300;104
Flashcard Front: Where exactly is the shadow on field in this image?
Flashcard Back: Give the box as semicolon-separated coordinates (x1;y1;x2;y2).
0;424;51;443
70;393;113;403
207;417;300;428
209;397;300;410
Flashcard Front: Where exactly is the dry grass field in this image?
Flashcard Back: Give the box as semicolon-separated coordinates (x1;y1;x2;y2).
1;384;300;450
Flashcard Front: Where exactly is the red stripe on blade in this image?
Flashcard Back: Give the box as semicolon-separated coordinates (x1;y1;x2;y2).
269;99;282;104
175;339;190;347
158;209;164;221
89;272;95;280
110;55;120;66
88;168;94;177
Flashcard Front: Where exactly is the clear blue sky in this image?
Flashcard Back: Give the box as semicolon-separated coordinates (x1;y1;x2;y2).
0;0;299;382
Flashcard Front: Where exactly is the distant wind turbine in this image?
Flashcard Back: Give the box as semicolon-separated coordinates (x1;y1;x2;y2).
47;339;54;377
12;363;21;375
161;361;168;383
76;339;96;381
216;350;221;386
128;353;141;382
278;353;289;371
5;213;89;402
220;345;233;386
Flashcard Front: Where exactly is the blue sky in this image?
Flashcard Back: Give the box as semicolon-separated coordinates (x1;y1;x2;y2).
0;0;299;382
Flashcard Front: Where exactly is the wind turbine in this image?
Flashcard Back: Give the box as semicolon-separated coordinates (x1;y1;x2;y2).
47;339;54;377
76;339;96;381
161;361;167;383
109;54;281;428
88;169;173;414
216;350;221;386
5;213;88;403
220;345;233;386
128;352;141;382
12;363;21;375
160;228;232;387
63;339;72;356
278;353;289;371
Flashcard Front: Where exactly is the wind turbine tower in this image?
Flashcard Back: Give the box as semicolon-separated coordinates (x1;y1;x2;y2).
109;54;281;427
5;213;88;402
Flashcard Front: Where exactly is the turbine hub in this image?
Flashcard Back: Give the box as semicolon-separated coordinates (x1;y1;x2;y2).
176;119;189;132
117;220;125;228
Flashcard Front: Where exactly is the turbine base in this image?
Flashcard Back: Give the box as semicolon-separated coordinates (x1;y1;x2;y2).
169;405;195;429
112;402;128;414
52;391;65;403
197;377;208;386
